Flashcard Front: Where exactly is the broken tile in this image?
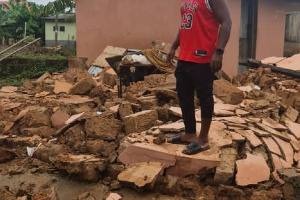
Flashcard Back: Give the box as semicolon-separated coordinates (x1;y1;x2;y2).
118;162;164;190
236;153;270;186
3;103;21;111
257;123;290;141
109;105;120;113
271;154;291;170
106;193;122;200
261;137;282;156
287;134;300;151
14;109;29;122
159;122;185;133
168;106;182;117
235;130;263;148
235;109;250;116
272;171;285;185
219;117;247;124
65;112;85;125
230;132;246;142
35;91;50;98
249;127;271;137
261;117;287;131
284;119;300;139
53;80;73;94
273;136;294;165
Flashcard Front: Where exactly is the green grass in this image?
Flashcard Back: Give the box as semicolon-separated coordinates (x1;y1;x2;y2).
11;51;66;60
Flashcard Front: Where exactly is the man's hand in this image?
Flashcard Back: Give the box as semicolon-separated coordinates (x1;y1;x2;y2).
167;48;176;67
210;52;223;73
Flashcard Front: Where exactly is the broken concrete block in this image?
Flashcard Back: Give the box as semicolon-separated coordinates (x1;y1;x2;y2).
107;164;125;180
51;110;70;129
0;147;17;163
249;127;271;137
69;77;95;95
87;140;117;157
235;153;270;186
34;144;68;163
282;106;299;122
51;154;107;182
230;132;245;142
118;102;133;120
103;68;117;88
124;110;158;134
21;126;55;138
0;86;18;93
285;119;300;139
153;88;178;105
0;186;17;200
118;162;164;190
250;99;269;110
20;108;51;129
213;79;244;105
214;148;237;185
138;96;158;110
278;168;300;200
36;72;52;84
144;74;166;88
53;81;73;94
85;117;122;141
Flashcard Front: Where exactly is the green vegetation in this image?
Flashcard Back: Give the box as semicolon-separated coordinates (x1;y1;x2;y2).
0;57;68;87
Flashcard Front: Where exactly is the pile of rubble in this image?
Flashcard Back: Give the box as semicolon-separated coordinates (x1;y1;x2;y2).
1;51;300;199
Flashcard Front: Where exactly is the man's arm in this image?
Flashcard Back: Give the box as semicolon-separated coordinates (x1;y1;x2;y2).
210;0;232;73
167;29;180;66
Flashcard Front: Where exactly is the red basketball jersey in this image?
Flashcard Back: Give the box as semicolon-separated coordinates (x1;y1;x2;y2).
179;0;220;63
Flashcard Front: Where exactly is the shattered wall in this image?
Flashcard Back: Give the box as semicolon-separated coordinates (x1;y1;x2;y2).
76;0;241;77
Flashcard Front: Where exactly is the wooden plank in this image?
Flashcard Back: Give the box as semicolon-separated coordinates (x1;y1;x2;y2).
0;38;41;62
0;36;30;56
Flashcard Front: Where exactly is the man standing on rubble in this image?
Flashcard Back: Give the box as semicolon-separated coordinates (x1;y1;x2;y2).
167;0;232;154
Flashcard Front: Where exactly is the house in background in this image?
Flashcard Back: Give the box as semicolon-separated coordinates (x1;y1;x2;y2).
76;0;300;77
43;13;76;48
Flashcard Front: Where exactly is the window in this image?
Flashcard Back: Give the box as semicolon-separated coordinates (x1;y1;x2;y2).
53;26;57;31
60;26;65;32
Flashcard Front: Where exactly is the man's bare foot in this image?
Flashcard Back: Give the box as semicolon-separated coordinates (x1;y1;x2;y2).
196;134;209;147
179;132;197;143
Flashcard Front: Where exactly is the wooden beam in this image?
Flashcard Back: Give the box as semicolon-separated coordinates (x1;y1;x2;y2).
0;38;41;62
0;36;30;56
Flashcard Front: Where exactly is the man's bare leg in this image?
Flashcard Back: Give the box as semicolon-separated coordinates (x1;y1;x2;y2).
196;118;211;146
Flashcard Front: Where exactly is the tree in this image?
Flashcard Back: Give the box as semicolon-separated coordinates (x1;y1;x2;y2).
0;0;41;44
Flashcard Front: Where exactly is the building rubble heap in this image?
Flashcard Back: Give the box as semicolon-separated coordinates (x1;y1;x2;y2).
1;56;300;199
